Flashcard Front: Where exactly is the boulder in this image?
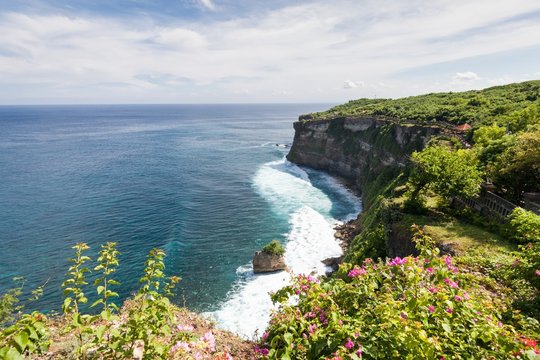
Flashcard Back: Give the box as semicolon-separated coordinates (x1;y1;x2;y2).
322;256;344;274
252;251;287;273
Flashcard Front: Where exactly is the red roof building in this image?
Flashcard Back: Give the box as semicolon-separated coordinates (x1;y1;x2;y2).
455;123;472;132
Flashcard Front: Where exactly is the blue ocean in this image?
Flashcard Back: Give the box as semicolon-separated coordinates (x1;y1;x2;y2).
0;104;361;337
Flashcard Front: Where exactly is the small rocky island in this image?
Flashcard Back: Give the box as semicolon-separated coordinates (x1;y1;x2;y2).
252;240;287;273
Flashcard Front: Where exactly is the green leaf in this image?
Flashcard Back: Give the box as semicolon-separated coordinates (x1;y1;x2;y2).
97;285;105;295
95;325;106;340
4;347;24;360
91;299;103;308
101;310;112;321
283;332;293;345
442;323;451;333
12;331;29;353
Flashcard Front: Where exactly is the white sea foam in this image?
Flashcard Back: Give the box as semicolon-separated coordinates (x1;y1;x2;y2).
284;206;342;275
209;158;361;338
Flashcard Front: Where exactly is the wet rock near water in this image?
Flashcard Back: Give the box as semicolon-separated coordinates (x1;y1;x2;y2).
333;218;362;251
252;251;287;273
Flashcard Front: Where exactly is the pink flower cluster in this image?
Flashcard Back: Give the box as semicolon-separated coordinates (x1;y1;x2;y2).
343;338;362;357
444;256;458;273
255;345;269;356
387;257;407;266
177;324;195;331
170;326;224;359
443;278;459;289
203;331;216;352
348;266;367;277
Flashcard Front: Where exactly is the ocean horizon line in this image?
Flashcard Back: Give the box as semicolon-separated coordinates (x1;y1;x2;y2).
0;102;338;107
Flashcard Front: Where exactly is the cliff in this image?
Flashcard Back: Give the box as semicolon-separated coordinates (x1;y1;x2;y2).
286;116;441;191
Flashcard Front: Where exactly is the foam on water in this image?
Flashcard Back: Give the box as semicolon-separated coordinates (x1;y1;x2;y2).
252;159;330;216
284;206;342;275
209;159;361;338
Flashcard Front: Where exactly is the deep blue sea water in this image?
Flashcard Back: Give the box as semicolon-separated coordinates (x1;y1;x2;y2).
0;104;361;337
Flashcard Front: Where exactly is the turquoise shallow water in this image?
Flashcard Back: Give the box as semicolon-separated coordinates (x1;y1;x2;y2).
0;104;361;335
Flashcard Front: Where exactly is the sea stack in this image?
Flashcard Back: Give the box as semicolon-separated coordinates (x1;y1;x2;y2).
252;240;287;273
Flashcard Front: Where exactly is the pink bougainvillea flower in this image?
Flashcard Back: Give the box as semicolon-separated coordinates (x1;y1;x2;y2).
454;295;463;301
429;287;439;293
256;346;269;356
444;278;459;289
428;305;435;313
202;331;216;352
535;269;540;277
387;257;407;266
345;338;354;349
426;267;434;273
348;266;367;277
177;324;194;332
446;308;453;314
170;341;190;353
400;312;408;319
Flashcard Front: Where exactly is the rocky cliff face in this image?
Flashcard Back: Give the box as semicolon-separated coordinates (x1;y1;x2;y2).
286;116;441;189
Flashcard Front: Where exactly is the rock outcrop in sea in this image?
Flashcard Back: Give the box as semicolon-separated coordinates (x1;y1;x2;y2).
252;251;287;273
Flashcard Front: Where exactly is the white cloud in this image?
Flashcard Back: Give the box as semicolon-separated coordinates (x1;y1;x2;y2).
153;28;207;49
453;72;480;82
198;0;215;10
343;80;365;89
1;0;540;103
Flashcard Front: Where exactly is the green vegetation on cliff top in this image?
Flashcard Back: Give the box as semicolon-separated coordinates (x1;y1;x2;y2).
302;80;540;126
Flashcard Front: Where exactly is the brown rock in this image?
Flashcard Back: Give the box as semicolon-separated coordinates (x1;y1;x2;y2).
252;251;287;273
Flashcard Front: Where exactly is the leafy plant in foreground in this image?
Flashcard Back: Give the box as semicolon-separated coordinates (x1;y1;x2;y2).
61;242;94;358
101;248;181;359
92;242;121;312
0;279;49;359
260;226;533;359
62;243;91;315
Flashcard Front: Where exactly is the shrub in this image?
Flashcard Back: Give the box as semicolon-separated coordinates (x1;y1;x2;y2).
506;208;540;244
402;195;427;215
408;145;483;203
0;279;49;358
260;227;532;359
262;240;286;256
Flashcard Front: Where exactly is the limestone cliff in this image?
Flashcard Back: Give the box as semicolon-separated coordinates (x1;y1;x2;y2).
286;116;441;190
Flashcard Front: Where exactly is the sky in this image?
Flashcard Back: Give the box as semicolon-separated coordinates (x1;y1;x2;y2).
0;0;539;104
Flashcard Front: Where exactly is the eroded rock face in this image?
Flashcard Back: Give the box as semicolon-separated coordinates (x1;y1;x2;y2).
286;116;441;189
252;251;287;273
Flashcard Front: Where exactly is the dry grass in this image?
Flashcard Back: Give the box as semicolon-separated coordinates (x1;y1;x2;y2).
34;304;256;359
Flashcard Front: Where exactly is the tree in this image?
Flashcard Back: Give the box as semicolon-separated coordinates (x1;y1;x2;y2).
493;129;540;201
472;125;515;173
408;145;483;202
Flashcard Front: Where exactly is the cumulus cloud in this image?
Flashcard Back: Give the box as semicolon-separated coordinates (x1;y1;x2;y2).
343;80;365;89
152;28;207;49
453;72;480;82
0;0;540;103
